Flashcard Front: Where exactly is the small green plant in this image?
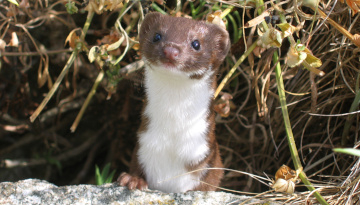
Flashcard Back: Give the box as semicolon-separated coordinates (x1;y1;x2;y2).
65;1;78;14
95;163;116;185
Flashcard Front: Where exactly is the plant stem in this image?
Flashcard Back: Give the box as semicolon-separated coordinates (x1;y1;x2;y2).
30;11;94;122
30;51;77;122
214;40;258;99
341;73;360;145
273;52;328;205
70;70;104;132
314;7;359;47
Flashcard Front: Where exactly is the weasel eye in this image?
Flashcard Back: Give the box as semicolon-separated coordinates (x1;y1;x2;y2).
191;40;200;50
153;33;162;42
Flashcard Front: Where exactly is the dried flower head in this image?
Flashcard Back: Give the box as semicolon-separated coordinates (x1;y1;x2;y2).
257;27;282;48
270;165;301;194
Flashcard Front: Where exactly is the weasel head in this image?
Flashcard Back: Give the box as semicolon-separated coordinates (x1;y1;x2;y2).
139;12;230;79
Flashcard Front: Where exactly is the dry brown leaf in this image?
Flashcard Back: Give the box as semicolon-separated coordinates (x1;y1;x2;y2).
271;178;296;194
244;10;271;28
340;0;360;16
275;165;297;180
37;56;52;88
252;46;266;58
19;0;30;10
85;0;125;14
214;93;233;117
131;37;140;51
206;10;226;30
8;32;19;47
257;27;283;48
65;29;81;49
270;165;301;194
0;39;6;52
98;32;121;45
353;34;360;47
6;9;18;17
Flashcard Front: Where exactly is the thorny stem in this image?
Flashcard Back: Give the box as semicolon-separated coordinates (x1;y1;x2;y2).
30;11;94;122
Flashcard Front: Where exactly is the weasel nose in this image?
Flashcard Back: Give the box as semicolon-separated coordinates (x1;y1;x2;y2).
163;46;180;61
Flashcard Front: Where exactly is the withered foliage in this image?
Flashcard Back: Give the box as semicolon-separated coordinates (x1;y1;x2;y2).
0;1;359;204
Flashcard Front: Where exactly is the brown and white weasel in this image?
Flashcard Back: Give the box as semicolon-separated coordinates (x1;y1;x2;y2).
117;12;230;193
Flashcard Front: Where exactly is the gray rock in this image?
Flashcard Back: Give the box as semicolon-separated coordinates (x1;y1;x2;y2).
0;179;276;204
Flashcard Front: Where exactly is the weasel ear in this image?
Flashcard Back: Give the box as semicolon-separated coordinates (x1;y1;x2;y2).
139;12;163;40
212;26;230;61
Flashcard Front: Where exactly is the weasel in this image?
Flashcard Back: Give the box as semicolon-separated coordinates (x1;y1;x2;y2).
117;12;230;193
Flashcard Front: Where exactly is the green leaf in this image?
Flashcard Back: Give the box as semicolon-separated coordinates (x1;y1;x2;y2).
101;164;111;181
105;170;116;184
333;148;360;157
296;43;306;52
95;163;116;185
47;157;62;170
95;165;103;185
65;1;78;14
275;30;283;46
305;52;322;68
277;22;296;38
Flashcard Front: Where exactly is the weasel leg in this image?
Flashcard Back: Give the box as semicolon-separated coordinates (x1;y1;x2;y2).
117;172;148;190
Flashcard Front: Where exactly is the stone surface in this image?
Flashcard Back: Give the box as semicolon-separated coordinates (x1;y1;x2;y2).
0;179;277;204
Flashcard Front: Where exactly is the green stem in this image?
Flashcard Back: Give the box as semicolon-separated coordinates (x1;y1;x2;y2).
226;14;239;44
341;73;360;146
273;52;302;168
79;11;94;40
273;52;328;205
151;2;167;14
220;6;233;19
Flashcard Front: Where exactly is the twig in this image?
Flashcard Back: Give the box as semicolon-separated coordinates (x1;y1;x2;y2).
315;7;360;48
214;40;259;99
1;49;72;56
1;122;110;168
29;10;95;122
70;70;104;132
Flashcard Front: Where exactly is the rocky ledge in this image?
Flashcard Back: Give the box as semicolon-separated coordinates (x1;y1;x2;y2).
0;179;277;204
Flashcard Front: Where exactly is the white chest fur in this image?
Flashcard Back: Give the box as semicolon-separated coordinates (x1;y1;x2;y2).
138;63;213;193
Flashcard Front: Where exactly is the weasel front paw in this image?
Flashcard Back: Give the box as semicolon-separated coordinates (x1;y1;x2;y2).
117;172;148;190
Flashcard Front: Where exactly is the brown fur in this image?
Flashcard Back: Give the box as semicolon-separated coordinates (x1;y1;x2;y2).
118;12;230;192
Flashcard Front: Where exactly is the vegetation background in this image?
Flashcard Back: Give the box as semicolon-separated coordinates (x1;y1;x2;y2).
0;0;359;204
